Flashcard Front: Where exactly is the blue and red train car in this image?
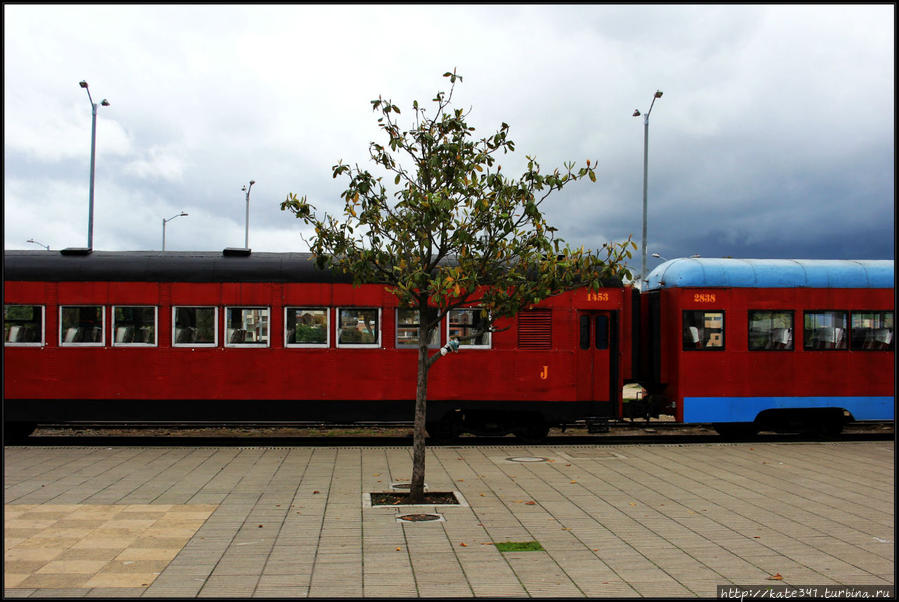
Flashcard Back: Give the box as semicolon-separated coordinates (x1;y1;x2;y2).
2;250;636;439
638;258;894;435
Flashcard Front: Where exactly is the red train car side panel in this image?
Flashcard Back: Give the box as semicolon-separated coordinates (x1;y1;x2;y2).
4;251;633;436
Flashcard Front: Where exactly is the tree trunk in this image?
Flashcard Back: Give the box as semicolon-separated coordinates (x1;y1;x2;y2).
408;339;429;503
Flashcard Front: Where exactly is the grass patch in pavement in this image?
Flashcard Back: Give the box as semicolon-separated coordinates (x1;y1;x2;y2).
494;541;544;552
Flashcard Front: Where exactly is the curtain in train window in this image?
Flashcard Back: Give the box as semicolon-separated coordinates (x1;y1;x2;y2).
748;310;794;350
4;304;43;345
226;307;269;345
850;311;894;351
60;306;105;345
803;311;848;350
682;311;724;350
174;306;217;346
448;308;491;348
397;308;439;348
337;308;380;346
113;306;157;346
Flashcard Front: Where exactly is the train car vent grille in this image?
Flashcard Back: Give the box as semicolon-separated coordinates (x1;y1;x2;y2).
518;309;552;349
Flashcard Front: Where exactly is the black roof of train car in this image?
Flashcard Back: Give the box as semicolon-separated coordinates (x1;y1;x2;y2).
3;250;352;283
4;250;626;287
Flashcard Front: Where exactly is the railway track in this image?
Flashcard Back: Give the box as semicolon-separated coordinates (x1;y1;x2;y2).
9;420;893;447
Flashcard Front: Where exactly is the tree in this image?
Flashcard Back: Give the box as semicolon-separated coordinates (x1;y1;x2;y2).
282;70;634;503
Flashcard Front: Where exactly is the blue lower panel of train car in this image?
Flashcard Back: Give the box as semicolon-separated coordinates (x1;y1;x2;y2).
683;396;895;423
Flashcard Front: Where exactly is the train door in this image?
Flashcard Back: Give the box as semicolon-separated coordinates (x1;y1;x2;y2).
576;311;618;407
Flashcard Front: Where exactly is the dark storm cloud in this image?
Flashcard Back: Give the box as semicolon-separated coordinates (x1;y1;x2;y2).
4;5;894;265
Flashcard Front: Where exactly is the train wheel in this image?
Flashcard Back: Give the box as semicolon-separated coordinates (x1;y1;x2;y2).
811;412;845;437
513;420;549;441
713;423;758;439
426;418;457;440
818;420;844;436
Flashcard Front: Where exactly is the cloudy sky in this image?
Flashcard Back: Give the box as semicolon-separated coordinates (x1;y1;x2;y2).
4;4;894;277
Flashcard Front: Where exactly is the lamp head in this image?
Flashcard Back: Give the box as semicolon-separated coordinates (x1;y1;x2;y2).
100;99;110;106
655;90;663;98
249;180;255;186
633;109;641;117
79;81;88;89
181;212;188;217
241;185;247;192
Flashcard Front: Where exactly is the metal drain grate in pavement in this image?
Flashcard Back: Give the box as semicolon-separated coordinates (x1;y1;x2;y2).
397;513;443;522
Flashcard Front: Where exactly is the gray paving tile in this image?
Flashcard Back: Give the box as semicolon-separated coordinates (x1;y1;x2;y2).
4;441;893;598
197;574;259;597
84;587;146;597
253;587;310;597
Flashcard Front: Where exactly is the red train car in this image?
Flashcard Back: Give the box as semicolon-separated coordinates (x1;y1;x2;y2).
638;258;894;435
3;250;636;439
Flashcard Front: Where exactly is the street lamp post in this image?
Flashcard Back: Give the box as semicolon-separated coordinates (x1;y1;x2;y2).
79;81;109;251
633;90;663;288
26;239;50;251
162;212;189;251
242;180;255;249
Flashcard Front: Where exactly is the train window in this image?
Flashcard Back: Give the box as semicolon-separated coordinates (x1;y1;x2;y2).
748;310;794;351
448;308;491;348
579;315;590;350
60;305;105;346
112;306;157;346
225;307;270;346
4;304;44;346
850;311;894;351
337;308;380;347
286;307;329;347
803;311;848;350
397;309;439;348
682;311;725;350
595;315;609;350
173;306;217;346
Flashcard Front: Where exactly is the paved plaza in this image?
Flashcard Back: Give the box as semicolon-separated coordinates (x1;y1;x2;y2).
3;440;894;597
